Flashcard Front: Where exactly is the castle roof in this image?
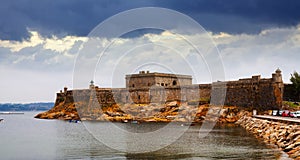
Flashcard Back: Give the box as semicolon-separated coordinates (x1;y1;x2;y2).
126;71;192;79
276;68;281;73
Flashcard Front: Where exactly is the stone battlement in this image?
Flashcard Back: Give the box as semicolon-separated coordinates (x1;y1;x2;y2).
56;69;284;110
127;71;192;79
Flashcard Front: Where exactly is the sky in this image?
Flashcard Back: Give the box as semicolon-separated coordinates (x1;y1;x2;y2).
0;0;300;103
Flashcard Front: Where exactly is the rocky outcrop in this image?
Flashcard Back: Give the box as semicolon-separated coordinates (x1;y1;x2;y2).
35;100;246;123
35;102;80;120
236;116;300;159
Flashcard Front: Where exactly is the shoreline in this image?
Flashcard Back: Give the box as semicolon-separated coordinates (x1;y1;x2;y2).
34;101;250;124
34;105;298;159
236;116;300;159
34;99;300;159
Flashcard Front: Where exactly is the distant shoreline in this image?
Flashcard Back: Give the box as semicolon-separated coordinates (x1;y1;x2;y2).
0;112;24;114
0;102;54;111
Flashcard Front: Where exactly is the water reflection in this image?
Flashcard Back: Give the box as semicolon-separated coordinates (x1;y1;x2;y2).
0;112;282;159
57;121;282;159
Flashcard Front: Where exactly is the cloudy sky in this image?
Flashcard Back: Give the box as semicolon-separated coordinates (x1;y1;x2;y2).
1;0;300;103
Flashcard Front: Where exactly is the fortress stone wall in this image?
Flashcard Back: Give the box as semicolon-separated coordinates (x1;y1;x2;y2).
55;69;285;110
221;70;283;109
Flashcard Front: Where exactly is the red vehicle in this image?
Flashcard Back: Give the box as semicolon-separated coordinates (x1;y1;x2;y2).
282;111;295;117
282;111;288;117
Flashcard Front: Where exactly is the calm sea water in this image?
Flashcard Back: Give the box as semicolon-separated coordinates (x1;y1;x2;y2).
0;112;285;160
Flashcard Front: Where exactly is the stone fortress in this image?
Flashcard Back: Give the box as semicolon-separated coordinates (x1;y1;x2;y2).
37;70;300;160
37;69;300;160
56;69;286;110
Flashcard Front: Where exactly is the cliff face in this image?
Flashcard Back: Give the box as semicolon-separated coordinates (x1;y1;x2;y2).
34;101;80;120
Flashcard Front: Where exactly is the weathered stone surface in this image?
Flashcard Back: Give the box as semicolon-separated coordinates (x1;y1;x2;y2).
51;70;284;116
237;116;300;159
36;97;247;124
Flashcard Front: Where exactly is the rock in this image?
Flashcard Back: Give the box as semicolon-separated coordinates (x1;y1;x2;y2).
236;115;300;159
284;143;296;152
288;146;300;159
166;101;179;107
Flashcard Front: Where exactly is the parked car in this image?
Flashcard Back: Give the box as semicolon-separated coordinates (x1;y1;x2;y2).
277;110;285;116
282;111;296;118
288;112;296;118
272;110;278;116
292;111;300;118
282;111;288;117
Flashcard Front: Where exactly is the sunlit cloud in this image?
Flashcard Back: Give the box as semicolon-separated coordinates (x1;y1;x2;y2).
0;31;44;52
43;35;87;53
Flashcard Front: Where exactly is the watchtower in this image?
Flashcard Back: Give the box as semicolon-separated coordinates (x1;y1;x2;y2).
89;80;95;89
272;68;283;83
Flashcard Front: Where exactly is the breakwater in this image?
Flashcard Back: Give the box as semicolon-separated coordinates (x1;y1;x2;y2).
236;116;300;159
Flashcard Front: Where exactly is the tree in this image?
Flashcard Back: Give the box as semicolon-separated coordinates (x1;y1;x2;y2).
290;71;300;100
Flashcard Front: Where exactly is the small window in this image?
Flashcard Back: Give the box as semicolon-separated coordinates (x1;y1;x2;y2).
132;84;135;88
126;96;128;101
138;95;141;100
161;83;164;86
173;80;177;86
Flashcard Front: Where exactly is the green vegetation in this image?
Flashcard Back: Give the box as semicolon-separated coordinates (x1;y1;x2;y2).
290;71;300;99
283;101;299;109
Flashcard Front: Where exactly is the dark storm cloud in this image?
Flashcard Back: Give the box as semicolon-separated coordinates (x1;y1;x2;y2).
1;0;300;40
158;0;300;34
0;0;154;40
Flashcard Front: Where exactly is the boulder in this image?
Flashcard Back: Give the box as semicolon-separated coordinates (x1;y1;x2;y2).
166;101;179;107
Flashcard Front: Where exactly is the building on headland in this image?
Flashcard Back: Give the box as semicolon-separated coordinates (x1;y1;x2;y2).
126;71;193;88
56;69;285;110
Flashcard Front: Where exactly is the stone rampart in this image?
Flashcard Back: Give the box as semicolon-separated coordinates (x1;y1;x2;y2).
55;69;284;110
221;76;283;110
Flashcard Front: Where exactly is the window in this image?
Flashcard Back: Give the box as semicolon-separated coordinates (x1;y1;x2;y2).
173;80;177;86
161;83;164;86
138;95;141;100
132;84;135;88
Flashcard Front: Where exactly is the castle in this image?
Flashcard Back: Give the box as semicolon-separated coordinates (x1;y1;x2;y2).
56;69;284;110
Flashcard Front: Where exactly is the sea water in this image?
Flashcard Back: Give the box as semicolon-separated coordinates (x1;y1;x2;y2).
0;112;283;159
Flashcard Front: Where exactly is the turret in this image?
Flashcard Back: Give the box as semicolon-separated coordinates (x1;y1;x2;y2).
64;87;68;93
89;80;95;89
272;68;283;83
